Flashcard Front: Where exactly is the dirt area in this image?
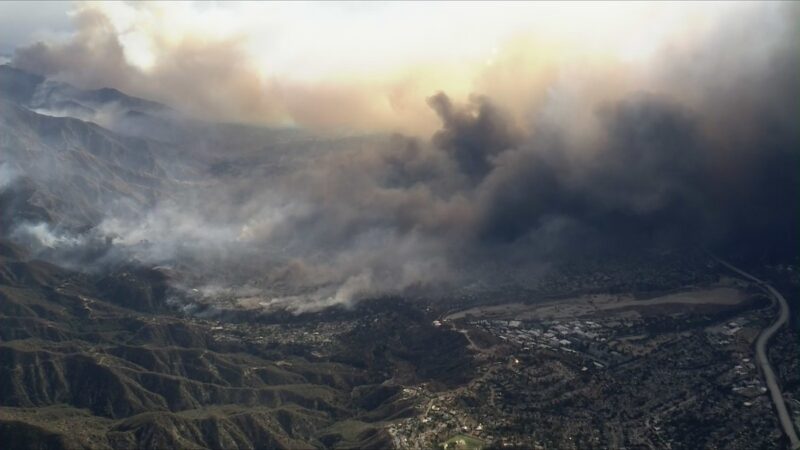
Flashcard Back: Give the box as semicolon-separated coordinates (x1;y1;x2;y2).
445;286;749;322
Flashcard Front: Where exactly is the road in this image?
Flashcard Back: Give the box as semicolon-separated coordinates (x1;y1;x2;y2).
717;258;799;448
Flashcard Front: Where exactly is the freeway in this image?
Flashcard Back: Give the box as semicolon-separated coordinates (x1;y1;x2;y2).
717;258;800;449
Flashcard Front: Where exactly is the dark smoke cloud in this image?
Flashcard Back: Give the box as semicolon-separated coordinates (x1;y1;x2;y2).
428;93;521;183
458;85;797;259
474;96;707;244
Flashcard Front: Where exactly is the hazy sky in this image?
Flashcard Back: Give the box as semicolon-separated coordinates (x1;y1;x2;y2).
2;1;792;134
0;2;705;71
0;2;72;56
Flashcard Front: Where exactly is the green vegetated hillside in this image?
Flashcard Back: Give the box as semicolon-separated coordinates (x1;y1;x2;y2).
0;240;471;449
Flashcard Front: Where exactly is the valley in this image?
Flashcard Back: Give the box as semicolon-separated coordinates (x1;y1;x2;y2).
2;237;798;449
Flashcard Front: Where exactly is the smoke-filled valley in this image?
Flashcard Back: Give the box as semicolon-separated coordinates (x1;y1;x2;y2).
2;10;798;312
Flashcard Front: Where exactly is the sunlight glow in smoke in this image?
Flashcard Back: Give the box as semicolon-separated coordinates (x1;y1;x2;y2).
45;1;750;134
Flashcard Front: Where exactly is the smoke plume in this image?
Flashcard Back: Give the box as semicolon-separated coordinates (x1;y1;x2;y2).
2;2;798;313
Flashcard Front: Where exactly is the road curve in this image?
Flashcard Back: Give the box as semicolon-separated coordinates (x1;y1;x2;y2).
717;258;799;448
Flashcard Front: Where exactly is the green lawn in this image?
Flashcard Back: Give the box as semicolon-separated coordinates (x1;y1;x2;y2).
440;433;485;450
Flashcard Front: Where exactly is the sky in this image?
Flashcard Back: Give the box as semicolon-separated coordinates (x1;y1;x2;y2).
2;1;788;135
0;2;71;58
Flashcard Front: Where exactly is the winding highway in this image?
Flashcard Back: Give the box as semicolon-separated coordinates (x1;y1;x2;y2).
716;258;799;448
